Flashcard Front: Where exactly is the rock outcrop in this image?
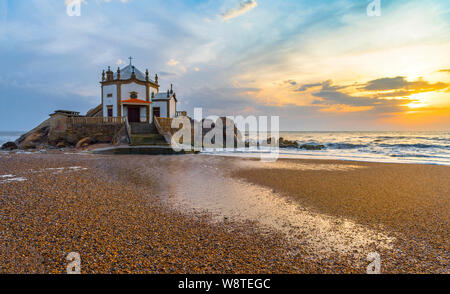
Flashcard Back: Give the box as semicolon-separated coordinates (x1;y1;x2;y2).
76;137;96;149
299;144;326;150
161;116;243;148
1;141;18;150
16;111;124;150
15;119;51;149
277;138;326;150
278;137;299;148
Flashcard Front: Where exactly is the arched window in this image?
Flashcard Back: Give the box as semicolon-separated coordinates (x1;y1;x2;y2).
130;92;138;99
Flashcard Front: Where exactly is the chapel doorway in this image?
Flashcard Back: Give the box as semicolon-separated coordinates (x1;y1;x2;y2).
128;106;140;123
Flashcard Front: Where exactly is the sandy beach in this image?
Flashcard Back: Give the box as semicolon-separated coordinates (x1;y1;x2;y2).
0;151;448;274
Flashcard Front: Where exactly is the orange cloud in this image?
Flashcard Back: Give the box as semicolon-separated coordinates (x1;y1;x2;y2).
319;105;374;113
221;0;258;20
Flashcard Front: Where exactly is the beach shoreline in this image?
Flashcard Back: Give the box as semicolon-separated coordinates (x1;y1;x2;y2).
0;151;448;273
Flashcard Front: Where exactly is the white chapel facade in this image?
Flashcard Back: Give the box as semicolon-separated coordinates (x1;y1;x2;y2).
101;58;179;123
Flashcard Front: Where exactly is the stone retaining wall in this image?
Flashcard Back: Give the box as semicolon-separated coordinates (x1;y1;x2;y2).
48;114;124;146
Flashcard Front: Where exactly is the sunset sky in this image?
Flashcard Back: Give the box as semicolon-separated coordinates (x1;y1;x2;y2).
0;0;449;131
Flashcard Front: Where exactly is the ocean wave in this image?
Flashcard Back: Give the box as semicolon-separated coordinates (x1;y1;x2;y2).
378;143;447;149
389;154;434;158
376;136;412;140
326;143;369;149
429;137;450;142
219;131;450;165
375;135;449;142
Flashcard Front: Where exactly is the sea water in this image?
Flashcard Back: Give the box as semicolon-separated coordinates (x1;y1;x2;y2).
2;131;449;165
205;131;450;166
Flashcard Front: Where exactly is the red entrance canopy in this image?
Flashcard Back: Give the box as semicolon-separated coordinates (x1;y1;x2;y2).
122;98;151;104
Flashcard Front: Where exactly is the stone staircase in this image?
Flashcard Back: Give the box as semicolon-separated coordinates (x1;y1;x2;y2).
129;123;169;146
93;120;199;155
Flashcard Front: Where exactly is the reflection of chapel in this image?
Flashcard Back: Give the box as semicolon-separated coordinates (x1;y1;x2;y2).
101;57;179;123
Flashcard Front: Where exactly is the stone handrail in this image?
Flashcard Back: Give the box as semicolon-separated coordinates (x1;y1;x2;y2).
154;117;176;148
156;117;173;133
124;117;132;143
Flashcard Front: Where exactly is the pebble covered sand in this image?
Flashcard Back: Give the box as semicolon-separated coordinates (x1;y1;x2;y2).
0;151;448;273
234;158;450;273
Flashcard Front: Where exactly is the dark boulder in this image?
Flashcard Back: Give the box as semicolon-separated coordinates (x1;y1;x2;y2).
279;137;299;148
299;144;326;150
1;141;18;150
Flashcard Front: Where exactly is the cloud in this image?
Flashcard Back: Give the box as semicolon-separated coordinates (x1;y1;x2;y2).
183;86;261;116
292;79;415;115
361;76;409;91
167;59;179;66
360;76;449;96
312;90;377;107
312;89;414;114
319;105;374;113
295;82;322;92
292;75;450;116
283;80;297;86
221;0;258;21
296;80;349;92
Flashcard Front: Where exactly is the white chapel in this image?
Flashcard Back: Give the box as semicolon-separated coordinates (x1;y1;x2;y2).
100;58;180;123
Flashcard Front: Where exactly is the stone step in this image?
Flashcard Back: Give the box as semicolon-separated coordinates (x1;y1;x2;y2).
130;122;158;135
93;146;199;155
130;134;169;146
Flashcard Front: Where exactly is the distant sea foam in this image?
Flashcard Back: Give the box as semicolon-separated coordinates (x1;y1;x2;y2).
205;131;450;166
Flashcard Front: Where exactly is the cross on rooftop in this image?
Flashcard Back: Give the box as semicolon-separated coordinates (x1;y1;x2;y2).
128;56;133;65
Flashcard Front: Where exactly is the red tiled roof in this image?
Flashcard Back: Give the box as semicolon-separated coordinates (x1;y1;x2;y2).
121;98;151;104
